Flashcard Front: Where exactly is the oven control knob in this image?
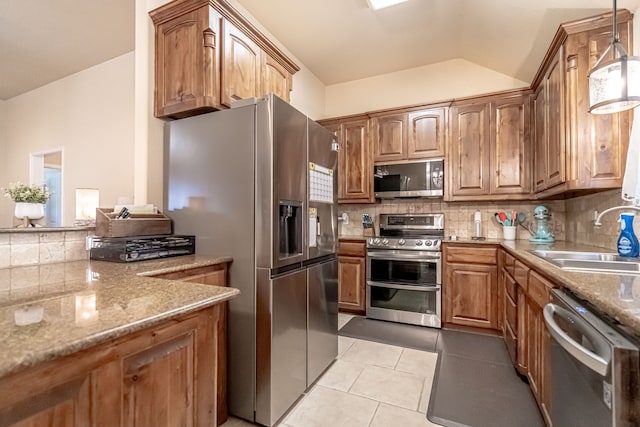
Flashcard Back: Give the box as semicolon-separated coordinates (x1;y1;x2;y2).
425;240;433;246
368;238;375;245
382;238;389;245
374;238;381;245
398;239;406;246
415;240;423;246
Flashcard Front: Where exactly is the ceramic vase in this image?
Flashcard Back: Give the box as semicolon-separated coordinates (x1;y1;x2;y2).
14;202;45;220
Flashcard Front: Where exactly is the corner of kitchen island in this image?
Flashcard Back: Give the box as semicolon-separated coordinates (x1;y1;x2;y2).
0;256;238;426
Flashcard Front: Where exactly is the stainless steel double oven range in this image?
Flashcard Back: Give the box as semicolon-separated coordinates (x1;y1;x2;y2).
366;214;444;328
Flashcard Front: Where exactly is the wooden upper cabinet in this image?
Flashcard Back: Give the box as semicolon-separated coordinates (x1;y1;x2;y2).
338;118;374;203
261;53;292;102
533;84;547;192
448;92;531;201
448;102;492;198
407;108;446;159
492;94;531;195
564;15;631;190
372;108;446;163
153;7;221;119
531;10;632;197
545;48;565;189
222;20;261;107
372;113;407;162
150;0;299;119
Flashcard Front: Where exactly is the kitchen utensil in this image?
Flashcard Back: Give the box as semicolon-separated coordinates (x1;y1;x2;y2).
506;212;512;226
498;211;507;223
517;212;526;224
495;213;505;225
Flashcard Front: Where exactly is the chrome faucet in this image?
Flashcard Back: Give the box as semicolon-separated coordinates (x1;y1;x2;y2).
593;205;640;227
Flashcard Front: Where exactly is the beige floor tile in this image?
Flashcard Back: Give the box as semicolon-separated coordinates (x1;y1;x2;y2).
396;348;439;377
340;339;402;368
338;336;355;357
371;403;441;427
350;365;424;410
284;385;378;427
338;313;356;330
418;375;435;413
316;359;365;392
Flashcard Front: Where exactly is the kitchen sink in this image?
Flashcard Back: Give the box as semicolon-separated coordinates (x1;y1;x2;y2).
529;250;640;274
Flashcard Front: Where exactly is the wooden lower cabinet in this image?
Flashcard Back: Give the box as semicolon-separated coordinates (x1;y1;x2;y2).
500;250;555;426
338;239;367;314
443;244;499;330
526;270;554;425
0;306;220;427
151;263;229;425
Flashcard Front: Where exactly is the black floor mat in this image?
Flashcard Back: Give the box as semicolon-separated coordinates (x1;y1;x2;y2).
428;329;545;427
338;316;439;352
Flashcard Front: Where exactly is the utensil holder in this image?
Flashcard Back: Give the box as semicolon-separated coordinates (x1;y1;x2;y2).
503;226;516;241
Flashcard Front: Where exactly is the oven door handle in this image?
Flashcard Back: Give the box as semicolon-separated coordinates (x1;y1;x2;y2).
367;281;440;292
543;303;610;376
367;251;441;261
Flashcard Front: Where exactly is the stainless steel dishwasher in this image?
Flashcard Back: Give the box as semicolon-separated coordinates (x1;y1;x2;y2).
543;289;640;427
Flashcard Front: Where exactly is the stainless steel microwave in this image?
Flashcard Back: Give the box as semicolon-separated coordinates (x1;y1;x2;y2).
374;159;444;199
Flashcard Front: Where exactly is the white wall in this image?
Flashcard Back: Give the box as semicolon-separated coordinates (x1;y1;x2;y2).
2;52;135;227
323;59;529;118
0;100;8;225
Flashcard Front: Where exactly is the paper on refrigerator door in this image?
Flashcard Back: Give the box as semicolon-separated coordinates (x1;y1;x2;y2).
309;162;334;203
309;208;317;247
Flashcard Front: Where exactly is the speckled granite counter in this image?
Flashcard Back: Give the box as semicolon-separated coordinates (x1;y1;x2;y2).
0;255;238;378
444;239;640;338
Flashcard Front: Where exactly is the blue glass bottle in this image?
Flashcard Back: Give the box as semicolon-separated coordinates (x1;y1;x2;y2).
617;213;639;257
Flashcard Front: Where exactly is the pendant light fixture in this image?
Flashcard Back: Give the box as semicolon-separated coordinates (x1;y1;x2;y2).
589;0;640;114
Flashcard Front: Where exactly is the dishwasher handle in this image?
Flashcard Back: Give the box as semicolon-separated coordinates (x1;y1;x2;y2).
543;303;610;376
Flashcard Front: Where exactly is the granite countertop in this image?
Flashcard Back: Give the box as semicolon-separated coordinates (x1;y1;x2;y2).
0;255;238;378
445;239;640;339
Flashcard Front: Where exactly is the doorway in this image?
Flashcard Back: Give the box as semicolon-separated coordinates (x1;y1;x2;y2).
30;149;63;226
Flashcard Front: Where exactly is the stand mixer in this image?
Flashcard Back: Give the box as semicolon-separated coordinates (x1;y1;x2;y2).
528;205;555;243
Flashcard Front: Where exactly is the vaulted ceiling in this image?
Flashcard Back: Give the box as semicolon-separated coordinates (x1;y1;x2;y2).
1;0;639;100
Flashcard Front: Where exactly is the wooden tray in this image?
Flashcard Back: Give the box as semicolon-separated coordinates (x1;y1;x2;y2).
95;207;172;237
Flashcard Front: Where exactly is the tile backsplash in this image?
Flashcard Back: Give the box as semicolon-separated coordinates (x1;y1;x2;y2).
339;198;566;241
565;189;630;251
340;190;632;250
0;230;90;268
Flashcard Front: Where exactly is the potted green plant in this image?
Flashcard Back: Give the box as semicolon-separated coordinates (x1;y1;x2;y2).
3;182;50;220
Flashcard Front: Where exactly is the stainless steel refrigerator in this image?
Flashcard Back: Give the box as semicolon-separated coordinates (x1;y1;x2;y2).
163;95;338;426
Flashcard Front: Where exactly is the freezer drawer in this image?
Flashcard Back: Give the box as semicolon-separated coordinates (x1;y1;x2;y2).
307;258;338;385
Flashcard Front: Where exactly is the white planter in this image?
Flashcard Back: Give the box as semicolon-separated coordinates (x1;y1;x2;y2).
14;202;45;220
